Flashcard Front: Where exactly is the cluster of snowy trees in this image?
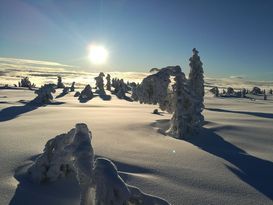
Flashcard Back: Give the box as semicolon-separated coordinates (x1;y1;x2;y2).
18;77;36;88
209;85;271;100
112;78;131;99
32;76;76;104
28;123;170;205
131;48;205;139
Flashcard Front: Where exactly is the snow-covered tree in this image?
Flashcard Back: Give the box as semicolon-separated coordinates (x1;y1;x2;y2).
137;66;180;112
251;86;262;95
209;87;219;97
57;76;65;88
106;74;111;91
33;84;56;104
79;84;93;102
188;48;204;104
241;88;246;98
226;87;235;96
131;83;139;101
70;82;75;92
187;48;204;130
18;77;35;88
135;49;205;138
264;92;267;100
28;123;170;205
94;72;105;93
116;79;127;99
166;72;189;138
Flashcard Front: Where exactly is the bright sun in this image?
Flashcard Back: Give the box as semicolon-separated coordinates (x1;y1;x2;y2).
88;44;108;65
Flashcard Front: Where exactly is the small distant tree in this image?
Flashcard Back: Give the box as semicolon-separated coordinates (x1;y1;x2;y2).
70;82;75;92
106;74;111;91
57;76;65;88
264;92;267;100
95;72;105;93
241;88;246;98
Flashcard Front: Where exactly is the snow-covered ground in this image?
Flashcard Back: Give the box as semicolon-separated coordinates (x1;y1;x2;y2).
0;88;273;205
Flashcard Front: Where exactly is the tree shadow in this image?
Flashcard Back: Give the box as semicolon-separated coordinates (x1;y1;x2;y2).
151;119;273;200
205;108;273;119
186;128;273;200
78;96;92;103
55;92;68;99
0;101;64;122
94;90;112;101
110;90;133;102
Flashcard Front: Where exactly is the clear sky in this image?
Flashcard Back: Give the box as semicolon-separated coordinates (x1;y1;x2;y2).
0;0;273;80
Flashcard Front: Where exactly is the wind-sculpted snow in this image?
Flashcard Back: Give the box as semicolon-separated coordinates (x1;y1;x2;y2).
136;66;180;113
28;123;170;205
134;49;205;139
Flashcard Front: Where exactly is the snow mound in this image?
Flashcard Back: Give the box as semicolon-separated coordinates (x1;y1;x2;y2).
28;123;170;205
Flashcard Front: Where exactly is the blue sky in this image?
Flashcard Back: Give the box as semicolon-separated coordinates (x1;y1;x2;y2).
0;0;273;80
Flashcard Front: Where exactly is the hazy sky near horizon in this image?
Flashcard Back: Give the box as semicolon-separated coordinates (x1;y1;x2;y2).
0;0;273;80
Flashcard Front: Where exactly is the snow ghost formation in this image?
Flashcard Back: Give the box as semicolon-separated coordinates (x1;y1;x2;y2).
106;74;111;91
33;84;56;104
131;83;140;101
79;84;93;102
94;72;105;93
187;48;205;131
251;86;263;95
18;77;35;88
209;87;219;97
241;88;247;98
135;48;205;139
70;82;76;92
57;76;65;88
111;78;129;99
116;79;127;99
264;92;267;100
226;87;235;96
28;123;170;205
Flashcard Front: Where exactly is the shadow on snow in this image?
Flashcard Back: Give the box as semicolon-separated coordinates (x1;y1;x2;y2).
152;119;273;200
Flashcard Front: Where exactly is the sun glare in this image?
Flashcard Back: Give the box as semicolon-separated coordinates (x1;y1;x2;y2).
88;45;108;65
